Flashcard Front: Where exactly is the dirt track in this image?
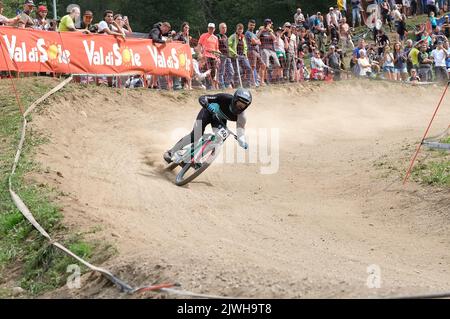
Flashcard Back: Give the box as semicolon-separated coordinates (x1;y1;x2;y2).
32;80;450;298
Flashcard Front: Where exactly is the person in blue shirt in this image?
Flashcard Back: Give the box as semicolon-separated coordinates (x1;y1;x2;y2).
430;11;437;31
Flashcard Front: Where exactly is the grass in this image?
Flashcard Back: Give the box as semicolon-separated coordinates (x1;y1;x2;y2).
412;135;450;186
0;77;115;296
412;159;450;186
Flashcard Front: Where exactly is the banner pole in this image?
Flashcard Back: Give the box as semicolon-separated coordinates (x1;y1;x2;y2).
53;0;57;20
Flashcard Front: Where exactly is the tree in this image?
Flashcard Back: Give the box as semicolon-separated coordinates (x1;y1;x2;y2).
3;0;336;34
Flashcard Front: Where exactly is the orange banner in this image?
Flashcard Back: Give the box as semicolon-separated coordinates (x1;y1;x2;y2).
0;27;192;78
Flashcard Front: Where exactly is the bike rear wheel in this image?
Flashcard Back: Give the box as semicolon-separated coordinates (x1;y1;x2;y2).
175;142;219;186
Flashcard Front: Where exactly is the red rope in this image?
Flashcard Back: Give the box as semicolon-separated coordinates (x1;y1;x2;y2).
0;36;25;114
135;283;178;293
403;82;450;185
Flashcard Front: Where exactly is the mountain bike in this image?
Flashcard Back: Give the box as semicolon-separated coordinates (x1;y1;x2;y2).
166;120;242;186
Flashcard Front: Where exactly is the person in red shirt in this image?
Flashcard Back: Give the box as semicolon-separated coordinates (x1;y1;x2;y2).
198;23;220;89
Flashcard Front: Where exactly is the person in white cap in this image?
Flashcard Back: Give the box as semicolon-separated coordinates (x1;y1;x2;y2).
294;8;305;26
326;7;334;28
198;22;220;89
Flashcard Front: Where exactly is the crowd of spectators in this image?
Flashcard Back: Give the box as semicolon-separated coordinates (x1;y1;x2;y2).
2;0;450;88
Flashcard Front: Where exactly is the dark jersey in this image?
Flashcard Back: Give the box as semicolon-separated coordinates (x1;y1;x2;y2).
199;93;238;121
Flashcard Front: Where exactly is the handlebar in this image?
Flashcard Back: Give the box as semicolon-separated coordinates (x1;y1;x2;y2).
214;115;238;141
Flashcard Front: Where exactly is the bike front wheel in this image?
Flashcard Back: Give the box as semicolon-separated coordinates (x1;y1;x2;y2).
175;142;219;186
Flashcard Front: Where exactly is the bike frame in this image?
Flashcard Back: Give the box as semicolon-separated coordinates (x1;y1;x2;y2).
178;123;238;165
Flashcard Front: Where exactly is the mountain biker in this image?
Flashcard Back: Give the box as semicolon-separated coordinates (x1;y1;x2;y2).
164;88;252;164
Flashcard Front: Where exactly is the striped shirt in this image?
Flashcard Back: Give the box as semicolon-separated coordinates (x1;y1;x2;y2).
217;33;229;56
258;29;275;51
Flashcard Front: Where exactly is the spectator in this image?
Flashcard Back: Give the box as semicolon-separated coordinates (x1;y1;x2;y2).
149;21;171;43
257;19;281;84
367;45;381;74
414;23;425;41
381;0;393;32
174;22;190;44
12;0;35;28
328;8;341;44
438;0;446;15
191;51;212;89
59;7;90;33
77;10;95;32
122;16;133;34
430;11;437;31
393;42;408;80
340;17;354;52
198;22;220;89
411;0;418;16
296;26;308;54
376;29;390;55
246;19;266;86
358;50;373;77
427;0;437;17
98;10;125;37
313;13;327;53
306;32;317;53
441;15;450;38
325;45;342;80
351;0;362;28
422;0;429;14
403;0;411;16
282;22;297;82
392;5;403;29
351;39;367;75
381;46;395;80
174;22;191;90
421;30;432;46
408;40;422;70
418;42;433;81
229;23;252;87
404;39;414;73
217;23;235;89
397;14;408;42
408;68;421;82
443;40;450;71
274;27;286;82
33;5;54;31
310;50;328;80
332;7;342;30
326;7;334;31
431;40;448;81
112;14;131;36
294;8;305;27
